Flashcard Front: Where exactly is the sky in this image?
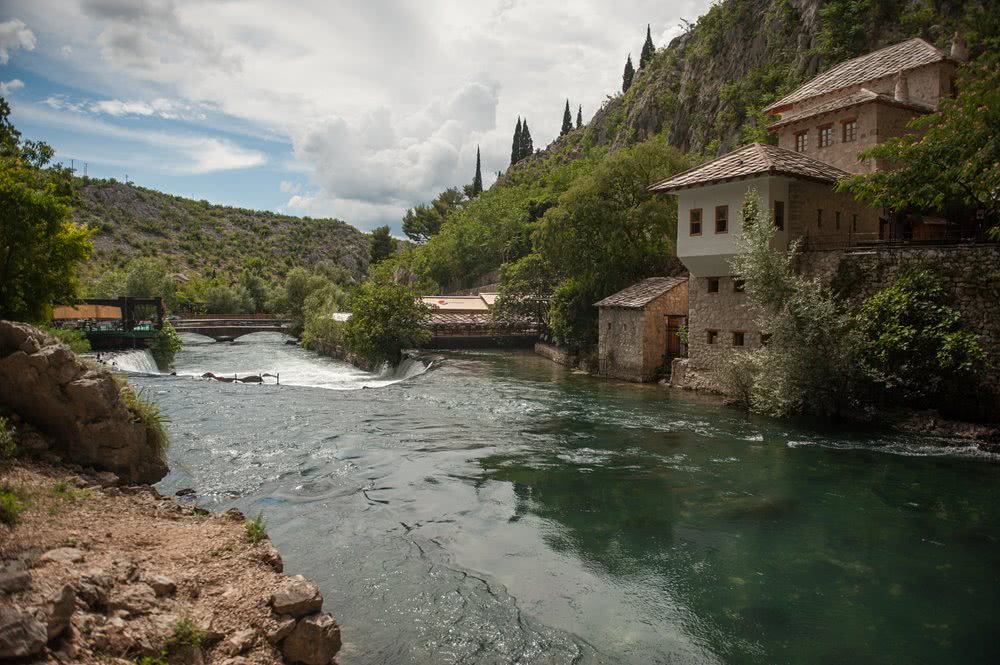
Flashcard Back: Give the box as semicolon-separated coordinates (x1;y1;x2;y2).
1;0;713;234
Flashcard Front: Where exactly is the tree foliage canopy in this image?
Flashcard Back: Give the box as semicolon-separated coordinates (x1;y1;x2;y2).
342;276;430;367
402;187;466;242
0;98;92;322
370;225;395;265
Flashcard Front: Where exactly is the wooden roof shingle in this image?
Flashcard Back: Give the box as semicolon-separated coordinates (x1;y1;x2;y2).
648;143;849;193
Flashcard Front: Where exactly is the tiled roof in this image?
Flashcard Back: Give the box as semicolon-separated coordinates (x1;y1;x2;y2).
421;296;490;312
768;88;935;129
594;277;686;309
648;143;849;193
764;38;949;112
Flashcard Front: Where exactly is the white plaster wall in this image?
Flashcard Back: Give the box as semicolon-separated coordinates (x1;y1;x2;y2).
677;177;789;276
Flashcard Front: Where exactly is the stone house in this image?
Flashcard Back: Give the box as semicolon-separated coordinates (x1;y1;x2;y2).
647;36;968;379
594;277;688;382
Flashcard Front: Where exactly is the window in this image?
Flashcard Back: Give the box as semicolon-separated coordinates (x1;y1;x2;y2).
707;277;720;293
835;211;841;230
818;124;833;148
817;209;823;229
795;131;808;152
689;208;702;236
706;330;719;345
842;119;858;143
733;278;745;293
852;214;858;232
732;331;746;347
774;201;785;231
715;205;728;234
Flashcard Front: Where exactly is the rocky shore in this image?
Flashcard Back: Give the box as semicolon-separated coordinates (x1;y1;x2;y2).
0;461;344;664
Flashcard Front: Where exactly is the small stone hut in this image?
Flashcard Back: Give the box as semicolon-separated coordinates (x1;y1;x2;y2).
594;277;689;383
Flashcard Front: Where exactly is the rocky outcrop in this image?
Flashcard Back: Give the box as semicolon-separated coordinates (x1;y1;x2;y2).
0;320;167;484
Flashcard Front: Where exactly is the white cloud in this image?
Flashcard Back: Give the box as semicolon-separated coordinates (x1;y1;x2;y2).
90;97;208;120
0;79;25;96
279;180;301;194
0;19;36;64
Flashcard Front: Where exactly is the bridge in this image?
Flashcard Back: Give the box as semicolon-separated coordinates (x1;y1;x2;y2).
172;317;293;342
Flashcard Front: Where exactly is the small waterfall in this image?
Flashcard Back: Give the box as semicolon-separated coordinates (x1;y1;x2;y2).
375;356;433;382
104;349;160;374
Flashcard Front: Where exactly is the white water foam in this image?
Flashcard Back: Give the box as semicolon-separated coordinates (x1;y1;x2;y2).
99;349;160;374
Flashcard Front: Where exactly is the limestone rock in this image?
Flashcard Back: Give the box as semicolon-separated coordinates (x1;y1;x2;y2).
266;615;296;644
93;471;120;488
221;628;256;656
39;547;85;565
75;569;113;609
281;613;341;665
46;584;76;640
257;542;283;572
108;582;158;617
145;574;177;597
0;561;31;594
0;320;168;485
270;575;322;618
0;608;47;659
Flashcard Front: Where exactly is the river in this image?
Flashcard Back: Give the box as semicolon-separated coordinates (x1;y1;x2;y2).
121;332;1000;665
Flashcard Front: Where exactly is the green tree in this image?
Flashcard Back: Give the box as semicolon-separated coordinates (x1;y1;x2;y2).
535;137;688;348
729;191;863;418
402;188;467;243
238;257;268;313
0;100;92;322
511;117;523;166
577;105;583;129
640;24;655;69
282;267;331;336
205;283;244;314
494;253;556;330
150;320;183;369
471;146;484;197
370;225;395;265
519;119;533;160
342;278;430;366
622;54;635;93
837;53;1000;232
855;269;984;403
301;280;346;356
561;99;573;136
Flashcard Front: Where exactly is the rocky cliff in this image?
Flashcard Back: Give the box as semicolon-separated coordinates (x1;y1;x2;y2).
0;321;167;484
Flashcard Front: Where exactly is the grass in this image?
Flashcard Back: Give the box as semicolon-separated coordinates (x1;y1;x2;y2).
42;326;92;354
50;481;94;503
166;617;207;651
115;377;169;456
0;416;15;461
244;512;268;544
0;485;27;526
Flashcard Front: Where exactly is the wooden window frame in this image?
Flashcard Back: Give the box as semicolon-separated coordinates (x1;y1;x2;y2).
706;329;719;345
732;331;746;347
774;200;785;231
714;205;728;234
842;118;858;143
689;208;703;236
707;277;720;294
818;124;834;148
794;130;808;152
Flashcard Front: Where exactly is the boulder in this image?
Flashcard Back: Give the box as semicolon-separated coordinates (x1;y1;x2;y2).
145;574;177;597
281;613;341;665
221;628;256;656
266;615;296;645
39;547;85;566
0;561;31;594
270;576;322;618
75;568;113;609
0;608;47;659
257;542;283;572
108;582;158;617
46;584;76;640
0;320;168;485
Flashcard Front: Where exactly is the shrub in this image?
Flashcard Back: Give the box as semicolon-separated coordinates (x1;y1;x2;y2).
0;416;15;461
0;485;26;525
244;512;267;544
343;279;430;367
150;321;183;369
716;351;761;412
116;378;169;455
43;326;91;354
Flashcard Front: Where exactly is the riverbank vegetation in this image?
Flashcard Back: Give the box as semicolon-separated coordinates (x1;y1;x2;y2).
726;191;986;420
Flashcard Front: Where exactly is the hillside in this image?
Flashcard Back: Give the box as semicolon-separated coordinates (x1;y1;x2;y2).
72;179;372;283
500;0;991;182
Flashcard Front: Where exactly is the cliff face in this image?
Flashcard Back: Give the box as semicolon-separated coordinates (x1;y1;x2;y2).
575;0;984;160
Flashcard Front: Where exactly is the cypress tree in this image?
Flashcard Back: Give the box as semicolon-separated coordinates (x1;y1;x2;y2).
561;99;572;135
472;146;483;196
520;119;533;160
622;55;635;93
640;24;655;69
511;117;522;166
576;105;582;129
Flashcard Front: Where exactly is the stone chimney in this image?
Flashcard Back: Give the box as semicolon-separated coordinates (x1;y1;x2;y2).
894;71;910;102
950;32;968;62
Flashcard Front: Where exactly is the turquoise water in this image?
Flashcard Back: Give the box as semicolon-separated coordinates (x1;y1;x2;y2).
130;334;1000;664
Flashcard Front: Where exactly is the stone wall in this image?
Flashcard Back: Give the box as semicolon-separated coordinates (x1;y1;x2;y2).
0;321;168;484
800;245;1000;390
687;275;758;371
787;179;881;248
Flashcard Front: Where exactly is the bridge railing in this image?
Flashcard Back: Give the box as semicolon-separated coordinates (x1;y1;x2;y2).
178;313;284;320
